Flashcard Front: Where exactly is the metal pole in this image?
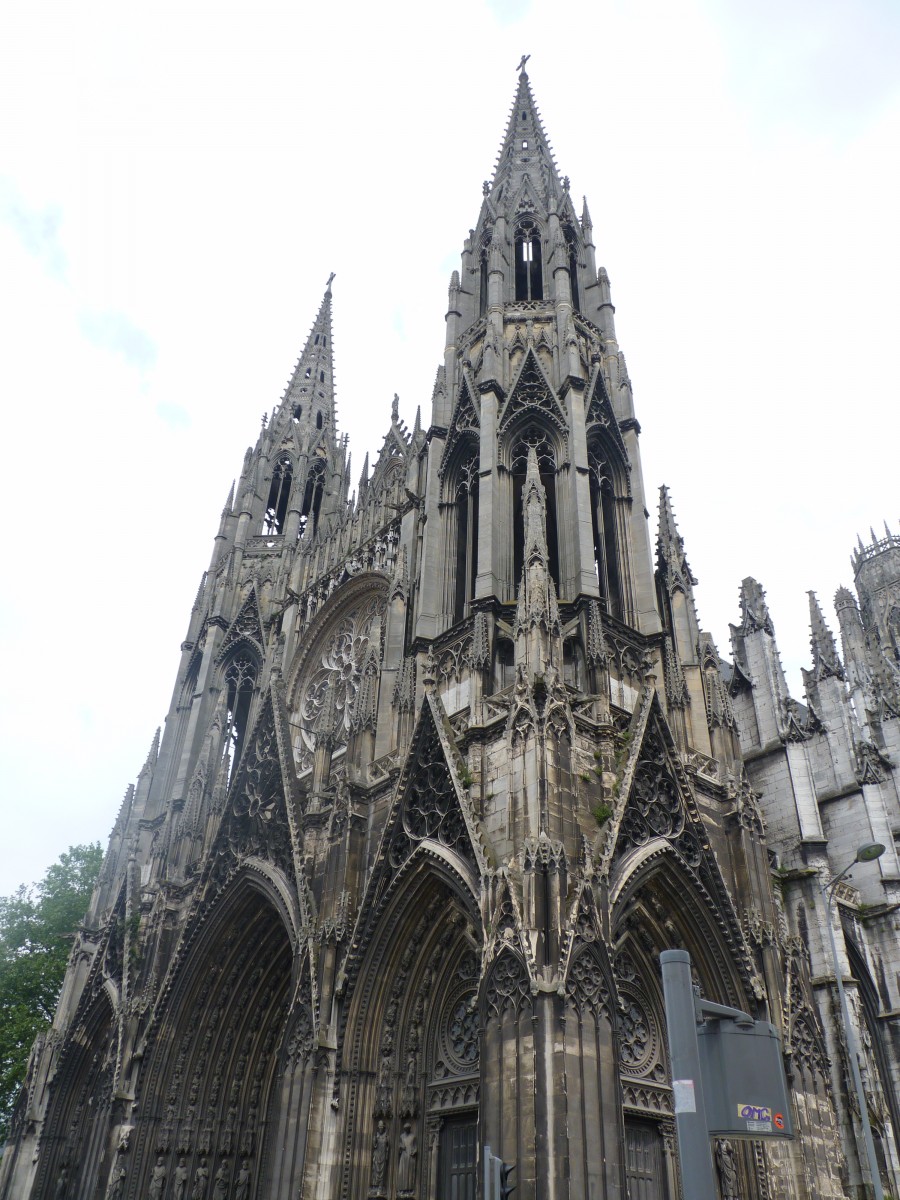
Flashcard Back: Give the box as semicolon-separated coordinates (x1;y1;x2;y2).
660;949;718;1200
823;885;884;1200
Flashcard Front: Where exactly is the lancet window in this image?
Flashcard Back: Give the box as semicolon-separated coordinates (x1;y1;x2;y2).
262;455;293;536
479;235;491;317
224;652;256;769
588;447;624;620
299;461;325;539
510;431;559;588
564;223;580;311
452;452;480;623
514;217;543;302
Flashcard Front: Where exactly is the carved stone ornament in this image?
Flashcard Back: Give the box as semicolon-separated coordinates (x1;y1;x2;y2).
485;952;531;1016
221;709;293;876
566;949;609;1015
293;595;386;771
617;741;685;857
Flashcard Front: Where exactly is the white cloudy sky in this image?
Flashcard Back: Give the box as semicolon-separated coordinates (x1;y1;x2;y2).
1;0;898;894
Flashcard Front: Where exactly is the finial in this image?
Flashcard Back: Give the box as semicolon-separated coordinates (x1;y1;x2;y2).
563;175;570;192
482;180;490;196
392;394;399;421
516;54;530;73
326;271;335;289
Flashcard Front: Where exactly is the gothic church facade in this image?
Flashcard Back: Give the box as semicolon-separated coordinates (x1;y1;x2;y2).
3;70;898;1200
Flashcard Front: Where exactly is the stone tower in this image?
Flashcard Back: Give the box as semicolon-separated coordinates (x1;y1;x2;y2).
1;70;861;1200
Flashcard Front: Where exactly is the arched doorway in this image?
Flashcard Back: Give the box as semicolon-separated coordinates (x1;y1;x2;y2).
128;880;294;1199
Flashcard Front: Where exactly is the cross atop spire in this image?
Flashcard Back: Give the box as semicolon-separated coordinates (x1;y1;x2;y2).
488;67;562;208
282;277;337;442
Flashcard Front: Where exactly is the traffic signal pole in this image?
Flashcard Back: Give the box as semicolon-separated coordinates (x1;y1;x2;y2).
660;949;718;1200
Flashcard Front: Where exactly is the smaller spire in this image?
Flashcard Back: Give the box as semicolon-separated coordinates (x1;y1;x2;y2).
282;279;337;441
737;577;775;637
656;486;697;594
807;591;844;681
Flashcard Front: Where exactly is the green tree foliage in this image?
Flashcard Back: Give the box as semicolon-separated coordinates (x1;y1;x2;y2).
0;843;103;1143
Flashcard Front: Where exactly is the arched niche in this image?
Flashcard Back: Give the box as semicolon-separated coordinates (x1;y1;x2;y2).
128;877;295;1200
34;991;117;1200
335;858;481;1200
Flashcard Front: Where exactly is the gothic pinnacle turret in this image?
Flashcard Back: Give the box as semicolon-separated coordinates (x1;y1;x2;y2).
807;591;844;682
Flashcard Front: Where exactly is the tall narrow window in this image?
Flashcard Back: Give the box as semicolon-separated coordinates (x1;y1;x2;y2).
589;455;622;620
299;461;325;539
564;224;580;312
452;455;480;623
511;433;559;588
224;653;256;770
479;237;490;317
263;455;293;535
514;218;543;302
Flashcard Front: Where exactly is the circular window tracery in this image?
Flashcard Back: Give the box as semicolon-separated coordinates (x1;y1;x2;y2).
291;591;386;773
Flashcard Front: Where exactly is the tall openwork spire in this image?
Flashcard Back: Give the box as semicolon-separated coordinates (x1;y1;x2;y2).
282;275;337;441
487;67;563;209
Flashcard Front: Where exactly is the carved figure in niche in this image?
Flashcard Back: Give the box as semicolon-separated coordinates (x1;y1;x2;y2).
54;1166;69;1199
192;1159;210;1200
174;1159;189;1200
235;1160;251;1200
397;1122;418;1194
715;1139;739;1200
106;1167;127;1200
370;1119;389;1194
213;1160;229;1199
149;1158;167;1200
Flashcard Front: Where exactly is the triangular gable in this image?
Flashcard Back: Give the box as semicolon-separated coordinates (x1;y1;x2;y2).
584;361;630;470
510;173;544;218
440;372;481;476
216;588;265;663
499;346;567;435
342;691;489;980
601;688;756;989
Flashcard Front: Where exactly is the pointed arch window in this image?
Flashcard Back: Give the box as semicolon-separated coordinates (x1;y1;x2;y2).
510;432;559;588
262;455;293;535
564;223;580;312
452;452;480;623
588;451;623;620
224;652;256;770
479;235;491;318
514;218;543;302
299;460;325;539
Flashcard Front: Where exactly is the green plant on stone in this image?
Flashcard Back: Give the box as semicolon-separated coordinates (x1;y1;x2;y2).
593;803;613;826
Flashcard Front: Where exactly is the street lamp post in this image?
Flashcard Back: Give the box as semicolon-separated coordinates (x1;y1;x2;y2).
822;842;885;1200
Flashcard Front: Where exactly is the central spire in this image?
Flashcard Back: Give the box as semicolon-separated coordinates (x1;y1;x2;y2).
488;68;563;210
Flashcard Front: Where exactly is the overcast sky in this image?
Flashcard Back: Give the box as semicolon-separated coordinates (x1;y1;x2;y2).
1;0;898;895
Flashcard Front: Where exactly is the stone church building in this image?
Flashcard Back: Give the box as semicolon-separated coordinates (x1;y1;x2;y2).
4;70;900;1200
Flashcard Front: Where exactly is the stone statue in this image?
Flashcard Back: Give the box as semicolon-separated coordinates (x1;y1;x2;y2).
235;1160;251;1200
106;1167;127;1200
174;1159;189;1200
54;1166;69;1199
213;1159;229;1200
715;1138;739;1200
192;1159;210;1200
397;1122;417;1194
370;1119;389;1192
149;1157;167;1200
